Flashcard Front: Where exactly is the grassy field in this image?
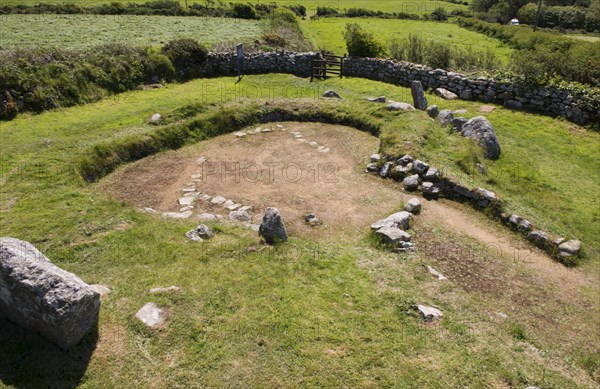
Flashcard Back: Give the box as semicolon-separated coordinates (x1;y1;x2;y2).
0;0;470;14
301;17;514;60
1;73;598;387
0;14;263;49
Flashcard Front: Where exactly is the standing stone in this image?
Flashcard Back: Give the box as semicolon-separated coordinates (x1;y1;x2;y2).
411;81;428;110
259;208;288;244
0;237;101;350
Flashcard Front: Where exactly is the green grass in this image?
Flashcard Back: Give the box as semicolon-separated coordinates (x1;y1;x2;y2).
301;18;514;61
0;14;263;49
1;74;599;387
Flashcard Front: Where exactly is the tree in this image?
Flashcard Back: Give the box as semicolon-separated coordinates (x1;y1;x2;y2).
343;23;385;58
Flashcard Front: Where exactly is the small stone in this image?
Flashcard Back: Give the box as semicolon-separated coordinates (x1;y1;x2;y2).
197;213;222;221
475;188;497;202
179;206;194;212
223;199;235;208
150;113;161;122
227;203;241;211
426;265;447;280
426;105;439;118
397;155;413;166
294;133;303;138
162;211;192;219
496;312;508;319
387;102;415;111
149;286;181;294
308;141;318;147
404;198;421;214
385;211;413;230
366;96;387;103
323;90;342;98
438;109;454;127
422;182;441;196
185;224;214;241
318;147;330;153
233;131;247;137
238;205;253;213
558;240;581;256
416;305;443;322
229;210;251;222
434;88;458;100
370;153;381;163
452;117;468;131
142;207;158;214
179;197;195;206
380;162;394;178
262;128;271;133
479;105;496;113
375;226;411;246
304;213;321;226
371;219;396;230
453;109;468;114
366;163;379;173
412;160;429;175
135;302;168;329
182;188;196;192
210;196;227;205
423;168;440;181
528;230;550;249
403;174;420;191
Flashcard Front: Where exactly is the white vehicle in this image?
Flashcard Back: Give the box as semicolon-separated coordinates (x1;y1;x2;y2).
509;18;520;26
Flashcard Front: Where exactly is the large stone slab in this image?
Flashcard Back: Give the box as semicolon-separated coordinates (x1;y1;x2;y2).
460;116;501;160
0;237;100;350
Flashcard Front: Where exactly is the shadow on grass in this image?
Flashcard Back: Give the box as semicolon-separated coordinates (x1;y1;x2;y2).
0;318;98;389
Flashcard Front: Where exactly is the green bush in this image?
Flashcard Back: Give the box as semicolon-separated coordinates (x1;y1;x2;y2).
430;7;449;21
0;92;18;120
146;47;176;81
344;23;385;58
232;3;258;19
162;38;208;80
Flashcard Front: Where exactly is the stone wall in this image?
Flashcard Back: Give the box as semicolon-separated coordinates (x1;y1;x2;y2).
200;51;597;124
342;57;598;124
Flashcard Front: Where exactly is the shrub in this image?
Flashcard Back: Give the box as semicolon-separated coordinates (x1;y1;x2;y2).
285;4;306;17
430;7;449;21
344;23;385;58
162;38;208;80
316;6;338;16
0;92;18;120
232;3;258;19
146;47;175;81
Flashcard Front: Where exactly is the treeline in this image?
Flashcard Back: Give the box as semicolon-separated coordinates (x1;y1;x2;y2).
472;0;600;32
0;0;307;19
458;18;600;85
314;5;464;21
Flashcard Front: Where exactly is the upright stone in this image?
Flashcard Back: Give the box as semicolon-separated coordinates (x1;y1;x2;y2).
411;80;428;110
259;208;288;244
0;237;100;350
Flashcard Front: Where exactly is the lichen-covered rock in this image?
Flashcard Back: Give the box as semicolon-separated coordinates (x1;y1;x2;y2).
434;88;458;100
528;230;550;249
412;160;429;175
185;224;214;241
0;237;100;350
375;226;411;246
259;207;288;244
386;102;415;111
229;210;251;222
416;304;443;322
397;154;413;166
366;96;387;103
380;161;394;178
135;302;168;329
460;116;501;160
558;239;581;256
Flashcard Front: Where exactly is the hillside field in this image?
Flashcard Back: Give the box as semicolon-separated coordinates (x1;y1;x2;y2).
1;73;598;387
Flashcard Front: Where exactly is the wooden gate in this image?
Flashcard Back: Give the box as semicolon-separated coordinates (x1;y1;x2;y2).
311;52;345;81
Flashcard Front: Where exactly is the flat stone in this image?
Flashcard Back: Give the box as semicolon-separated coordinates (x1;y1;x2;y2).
149;286;181;294
397;155;413;166
162;211;192;219
434;88;458;100
233;131;247;137
185;224;214;241
422;182;441;196
178;197;195;206
197;213;222;220
416;304;443;322
135;302;168;329
142;207;158;214
366;96;387;103
318;147;330;153
0;238;100;350
308;141;318;147
375;226;411;246
528;230;550;249
387;102;415;111
223;199;235;208
385;211;413;230
323;90;342;98
227;203;241;211
426;266;447;280
371;218;396;230
412;160;429;175
238;205;253;212
150;113;161;122
262;128;271;133
182;188;196;192
423;168;440;181
179;206;194;212
294;133;303;138
210;196;227;205
479;105;496;113
229;210;251;222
